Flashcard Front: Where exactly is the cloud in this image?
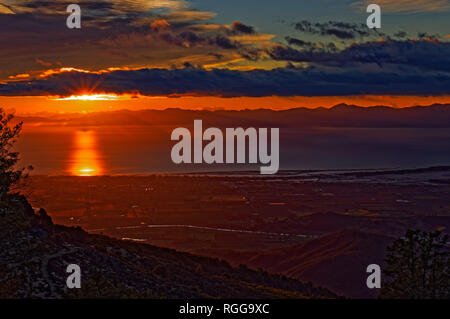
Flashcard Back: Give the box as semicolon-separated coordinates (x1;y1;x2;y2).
0;0;265;81
163;10;216;22
0;0;216;28
285;37;313;48
268;39;450;72
149;19;171;31
0;65;448;97
352;0;450;14
0;2;447;101
0;3;14;14
293;20;383;40
231;22;255;35
0;0;188;16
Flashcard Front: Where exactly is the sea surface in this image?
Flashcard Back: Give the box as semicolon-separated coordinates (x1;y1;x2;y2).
16;124;450;175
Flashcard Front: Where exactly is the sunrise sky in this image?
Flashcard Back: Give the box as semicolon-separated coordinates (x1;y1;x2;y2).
0;0;449;114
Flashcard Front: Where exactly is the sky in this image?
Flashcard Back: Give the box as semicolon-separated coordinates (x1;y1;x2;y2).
0;0;449;114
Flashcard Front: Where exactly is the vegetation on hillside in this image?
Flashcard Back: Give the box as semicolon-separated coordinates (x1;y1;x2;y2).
380;229;449;299
0;108;32;204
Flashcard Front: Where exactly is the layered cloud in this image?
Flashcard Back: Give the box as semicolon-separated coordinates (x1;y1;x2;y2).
0;1;449;99
269;16;450;82
269;39;450;72
1;63;449;97
0;0;188;18
0;0;270;81
293;20;383;40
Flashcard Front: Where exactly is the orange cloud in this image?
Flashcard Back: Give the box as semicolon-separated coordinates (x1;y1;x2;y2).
8;73;30;80
229;34;275;45
150;19;171;31
35;59;53;67
0;4;14;14
165;10;216;22
37;66;135;78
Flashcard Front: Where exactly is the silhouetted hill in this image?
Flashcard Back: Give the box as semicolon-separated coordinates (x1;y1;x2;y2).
0;194;337;299
16;103;450;128
195;229;394;298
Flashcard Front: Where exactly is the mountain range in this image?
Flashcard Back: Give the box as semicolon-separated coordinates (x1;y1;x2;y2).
16;104;450;128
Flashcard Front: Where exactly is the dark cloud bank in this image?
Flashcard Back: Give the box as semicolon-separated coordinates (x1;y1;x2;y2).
0;6;448;98
1;48;449;98
269;39;450;72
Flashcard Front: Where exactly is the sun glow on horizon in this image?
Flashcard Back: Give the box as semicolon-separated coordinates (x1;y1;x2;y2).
54;94;121;101
2;95;450;115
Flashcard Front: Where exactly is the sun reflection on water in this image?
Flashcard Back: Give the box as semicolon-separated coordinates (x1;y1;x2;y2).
70;130;103;176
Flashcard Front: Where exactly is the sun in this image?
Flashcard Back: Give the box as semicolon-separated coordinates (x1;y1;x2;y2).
77;167;97;176
54;94;120;101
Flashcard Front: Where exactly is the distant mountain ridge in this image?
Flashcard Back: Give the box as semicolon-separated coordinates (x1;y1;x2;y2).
16;103;450;128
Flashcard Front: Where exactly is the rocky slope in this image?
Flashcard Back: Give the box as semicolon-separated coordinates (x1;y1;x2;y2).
0;194;337;299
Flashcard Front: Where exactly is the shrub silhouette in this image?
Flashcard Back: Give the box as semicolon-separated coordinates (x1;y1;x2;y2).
0;108;32;202
380;229;449;299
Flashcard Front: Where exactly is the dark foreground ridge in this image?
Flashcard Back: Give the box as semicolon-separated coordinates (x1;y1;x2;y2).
0;194;337;299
